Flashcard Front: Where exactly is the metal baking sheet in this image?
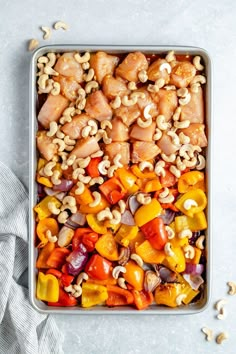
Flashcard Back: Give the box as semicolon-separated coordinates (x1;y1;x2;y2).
29;45;212;314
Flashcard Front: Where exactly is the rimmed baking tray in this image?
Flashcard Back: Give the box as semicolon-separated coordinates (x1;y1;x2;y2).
29;45;212;314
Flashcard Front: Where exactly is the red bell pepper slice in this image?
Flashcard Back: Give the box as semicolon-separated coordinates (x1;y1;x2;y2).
86;157;102;178
82;232;99;252
160;169;177;188
48;288;77;307
72;227;98;252
72;228;92;250
85;254;112;280
106;285;134;307
46;268;62;278
99;177;126;204
46;248;70;269
60;274;74;287
141;217;168;251
132;289;154;310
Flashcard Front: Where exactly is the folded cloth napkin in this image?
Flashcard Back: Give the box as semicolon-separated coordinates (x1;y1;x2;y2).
0;161;64;354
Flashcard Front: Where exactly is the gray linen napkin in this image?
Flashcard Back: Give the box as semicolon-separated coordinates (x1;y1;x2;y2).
0;161;64;354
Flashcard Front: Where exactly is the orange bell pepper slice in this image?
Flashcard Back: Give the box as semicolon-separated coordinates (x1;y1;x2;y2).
46;248;70;269
70;185;93;206
36;218;59;248
79;196;109;214
132;289;154;310
178;171;205;193
124;261;144;291
95;232;119;261
36;242;55;269
160;169;177;188
99;177;126;205
144;179;162;193
106;285;134;306
135;240;165;264
115;167;137;190
131;165;156;179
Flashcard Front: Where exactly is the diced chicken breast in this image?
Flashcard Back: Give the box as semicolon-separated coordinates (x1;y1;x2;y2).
157;132;179;155
180;87;204;123
38;94;69;129
147;59;170;83
151;89;178;121
116;52;148;82
130;122;156;142
105;142;130;165
61;114;91;139
102;75;129;100
54;75;81;101
114;104;140;127
37;131;58;161
135;88;159;118
69;137;100;158
132;141;160;163
178;124;207;147
85;90;112;121
90;51;119;84
106;117;129;141
54;52;84;83
170;61;196;88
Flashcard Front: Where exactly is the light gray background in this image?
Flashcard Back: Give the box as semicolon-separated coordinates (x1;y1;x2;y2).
1;0;236;353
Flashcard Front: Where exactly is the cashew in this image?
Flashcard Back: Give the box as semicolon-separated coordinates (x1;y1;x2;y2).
43;161;56;177
183;199;198;210
112;266;126;279
46;230;58;243
60;204;77;214
190;83;200;94
193;56;204;71
41;26;51;40
164;242;174;257
159;62;171;74
38;74;49;90
153;128;162;141
177;88;189;98
47;52;57;67
130;253;143;267
78;157;91;169
48;202;61;215
118;200;126;214
139;161;154;172
36;63;45;76
53;138;65;152
57;211;69;224
158;194;175;204
174;120;190;130
54;21;69;30
169;165;181;178
51;82;60;96
91;150;104;158
159;187;169;199
183;245;195;259
101;120;112;130
64;285;75;294
51;170;61;185
75;181;85;195
117;277;127;289
113;154;123;168
89;176;104;186
201;327;213;342
122;95;138;107
64;136;76;146
191;75;206;85
74;52;90;64
165;226;175;239
128;81;137;90
72;167;85;179
143;104;153;120
82;62;90;70
178;229;192;239
60;116;72;125
76;272;89;285
110;96;121;109
179;93;191;105
47;122;58;137
227;281;236;295
66;154;76;167
73;286;82;298
78;174;91;184
110;210;122;225
28;39;39;51
173;107;182;121
136;193;151;205
179;144;195;159
178;132;190;144
97;208;113;221
165;50;176;63
62;196;76;207
154;161;166;177
155;78;166;88
196;235;205;250
85;81;99;94
216;332;228;344
176;156;186;171
215;299;227;312
196;155;206;170
44;65;59;76
147;83;159;93
98;159;111;175
217;307;227;320
138;69;148;83
131;92;146;100
137;117;152;128
107;165;117;178
89;192;101;207
38;56;49;64
164;85;176;90
167;131;180;145
156;115;170;130
83;68;94;82
38;78;54;94
76;98;86;110
175;294;187;306
81;126;92;138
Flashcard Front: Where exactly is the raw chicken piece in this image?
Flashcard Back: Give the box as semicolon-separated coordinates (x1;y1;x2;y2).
147;58;170;83
130;122;156;142
54;52;84;83
135;87;159;118
102;75;129;100
116;52;148;82
105;142;130;165
157;132;179;155
114;104;140;127
37;131;58;161
85;90;112;121
69;137;100;158
170;61;196;88
54;75;81;101
151;89;178;121
178;124;207;147
90;51;119;84
132;141;160;163
180;87;204;123
106;117;129;141
38;94;69;129
61;114;91;139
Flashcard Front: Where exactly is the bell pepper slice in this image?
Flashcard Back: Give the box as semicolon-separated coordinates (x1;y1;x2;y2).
154;283;182;308
143;178;162;193
175;189;207;217
95;232;119;261
106;285;134;306
60;274;74;287
178;171;205;193
128;231;146;253
82;232;99;252
191;247;202;265
72;227;98;252
182;287;200;305
86;157;102;177
163;246;186;273
135;240;165;264
141;217;168;251
36;271;59;302
34;196;61;220
86;214;107;234
124;261;144;291
48;288;77;306
86;269;117;286
72;228;92;249
114;224;139;247
160;169;177;188
37;158;47;171
36;218;59;248
115;167;137;190
99;177;126;204
131;165;156;179
132;289;154;310
46;247;70;269
134;199;162;227
104;220;121;233
46;269;62;278
36;242;55;269
81;283;108;308
79;196;109;214
37;176;53;188
85;254;112;280
175;211;207;233
70;185;94;206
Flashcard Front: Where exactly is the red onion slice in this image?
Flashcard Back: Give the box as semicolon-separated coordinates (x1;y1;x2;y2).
121;210;135;226
185;263;204;275
53;179;74;192
65;212;86;229
183;274;204;291
128;195;141;215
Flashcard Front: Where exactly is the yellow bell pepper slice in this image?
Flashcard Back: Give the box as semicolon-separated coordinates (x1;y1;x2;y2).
134;199;162;227
129;231;146;253
36;271;59;302
115;224;139;247
34;196;61;220
143;178;162;193
115;167;137;190
154;283;182;308
124;261;144;291
178;171;205;193
135;240;165;264
86;214;107;234
175;189;207;217
37;158;47;171
36;218;59;248
163;246;186;273
168;222;189;248
81;283;108;308
182;287;200;305
37;176;53;188
95;232;119;261
104;220;121;233
175;212;207;233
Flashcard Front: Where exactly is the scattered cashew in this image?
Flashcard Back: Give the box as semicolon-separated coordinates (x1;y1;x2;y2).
89;192;101;207
131;253;143;267
48;202;61;215
190;82;200;93
165;226;175;239
110;96;121;109
57;211;69;224
201;327;213;342
153;128;162;141
174;120;190;129
178;229;192;239
118;200;126;214
64;135;76;146
83;68;94;82
81;126;92;138
191;75;206;85
227;281;236;295
74;52;90;64
159;194;175;204
38;74;49;90
46;230;58;243
178;132;190;144
47;53;57;67
98;159;111;175
54;21;69;30
138;69;148;83
183;199;198;210
41;26;51;40
167;131;180;145
159;187;169;199
179;93;191;105
107;165;118;178
143;104;152;119
177;88;189;98
43;161;56;177
173;107;182;121
97;208;113;221
156;115;170;130
193;56;204;71
118;277;127;289
91;150;104;158
53;138;65;152
165;50;176;63
183;245;195;259
159;62;171;74
196;155;206;170
122;95;137;107
44;65;58;76
196;235;205;250
85;81;99;94
164;242;174;257
112;266;126;279
78;174;91;184
51;170;61;185
28;39;39;51
47;122;58;137
101;120;112;130
75;181;85;195
110;210;122;225
128;81;137;90
113;154;123;168
169;165;181;178
76;272;89;285
137;117;152;128
175;294;187;306
89;176;104;186
216;332;228;344
136;193;151;205
139;161;154;171
62;196;76;207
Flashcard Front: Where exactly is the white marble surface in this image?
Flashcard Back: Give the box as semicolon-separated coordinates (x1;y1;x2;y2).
1;0;236;353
